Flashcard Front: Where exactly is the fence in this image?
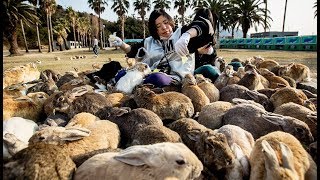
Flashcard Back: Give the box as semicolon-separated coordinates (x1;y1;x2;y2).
219;35;317;51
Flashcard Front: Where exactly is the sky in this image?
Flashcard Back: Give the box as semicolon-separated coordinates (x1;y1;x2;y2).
56;0;317;36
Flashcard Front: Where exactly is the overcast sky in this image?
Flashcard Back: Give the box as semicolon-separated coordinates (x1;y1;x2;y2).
56;0;317;36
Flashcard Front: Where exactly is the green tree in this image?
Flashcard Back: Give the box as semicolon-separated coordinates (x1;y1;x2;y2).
53;17;70;50
3;0;39;56
111;0;130;40
174;0;190;26
66;7;78;48
28;0;43;52
222;4;239;38
192;0;207;7
153;0;171;10
133;0;151;39
20;19;29;52
230;0;271;38
88;0;108;49
41;0;57;52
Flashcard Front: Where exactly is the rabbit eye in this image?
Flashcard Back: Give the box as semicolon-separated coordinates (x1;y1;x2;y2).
38;95;45;99
58;97;64;102
176;159;185;165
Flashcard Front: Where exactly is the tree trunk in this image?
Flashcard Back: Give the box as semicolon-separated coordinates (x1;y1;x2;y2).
98;5;103;49
36;22;42;52
242;23;249;38
142;16;146;39
63;37;69;50
231;28;234;39
77;31;81;48
73;22;77;48
46;13;52;52
181;13;185;26
20;20;29;53
7;25;21;55
88;36;91;51
49;13;54;51
121;15;125;40
215;21;220;48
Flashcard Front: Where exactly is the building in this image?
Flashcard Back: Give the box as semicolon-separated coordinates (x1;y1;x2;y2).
250;31;298;38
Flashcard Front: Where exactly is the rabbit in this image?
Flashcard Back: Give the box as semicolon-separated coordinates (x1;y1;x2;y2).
26;72;59;95
181;74;210;113
195;74;220;102
133;87;194;120
278;62;311;83
270;86;316;111
115;62;151;94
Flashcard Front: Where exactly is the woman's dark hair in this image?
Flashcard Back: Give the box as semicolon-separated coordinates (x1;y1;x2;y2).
193;8;214;28
148;9;175;40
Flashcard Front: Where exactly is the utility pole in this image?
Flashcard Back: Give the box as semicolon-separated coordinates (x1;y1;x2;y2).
282;0;288;32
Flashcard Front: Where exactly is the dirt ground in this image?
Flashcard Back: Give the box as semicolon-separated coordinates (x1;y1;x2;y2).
3;47;317;80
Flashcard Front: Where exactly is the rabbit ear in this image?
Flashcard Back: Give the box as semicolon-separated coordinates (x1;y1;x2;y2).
114;145;160;167
14;96;32;102
245;90;258;100
306;113;317;124
3;133;19;146
187;129;202;142
279;142;295;171
111;107;130;117
41;71;49;81
231;143;244;159
61;127;91;141
261;113;287;128
261;140;279;168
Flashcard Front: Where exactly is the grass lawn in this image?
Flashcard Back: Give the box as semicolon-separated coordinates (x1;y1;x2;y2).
3;47;317;79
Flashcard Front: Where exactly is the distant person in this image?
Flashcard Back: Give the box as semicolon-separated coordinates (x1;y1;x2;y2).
93;36;99;57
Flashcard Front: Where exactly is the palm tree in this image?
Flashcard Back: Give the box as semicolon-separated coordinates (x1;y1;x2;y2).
48;1;56;51
53;20;69;51
79;16;90;47
41;0;56;52
28;0;43;52
174;0;191;26
20;19;29;52
111;0;130;40
230;0;271;38
223;6;239;38
153;0;171;10
66;7;78;49
282;0;287;32
313;1;317;18
53;17;70;50
3;0;38;56
192;0;207;7
76;17;81;48
88;0;108;49
133;0;151;39
194;0;230;46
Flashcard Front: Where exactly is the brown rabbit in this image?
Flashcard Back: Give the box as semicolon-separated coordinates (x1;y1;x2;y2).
181;74;210;113
256;59;279;71
195;74;220;103
259;68;290;89
278;63;311;83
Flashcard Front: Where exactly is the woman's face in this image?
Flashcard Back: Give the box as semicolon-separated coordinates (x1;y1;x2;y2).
155;15;173;39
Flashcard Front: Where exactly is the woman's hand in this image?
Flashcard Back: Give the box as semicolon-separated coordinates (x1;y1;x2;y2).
174;32;191;57
197;44;214;55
